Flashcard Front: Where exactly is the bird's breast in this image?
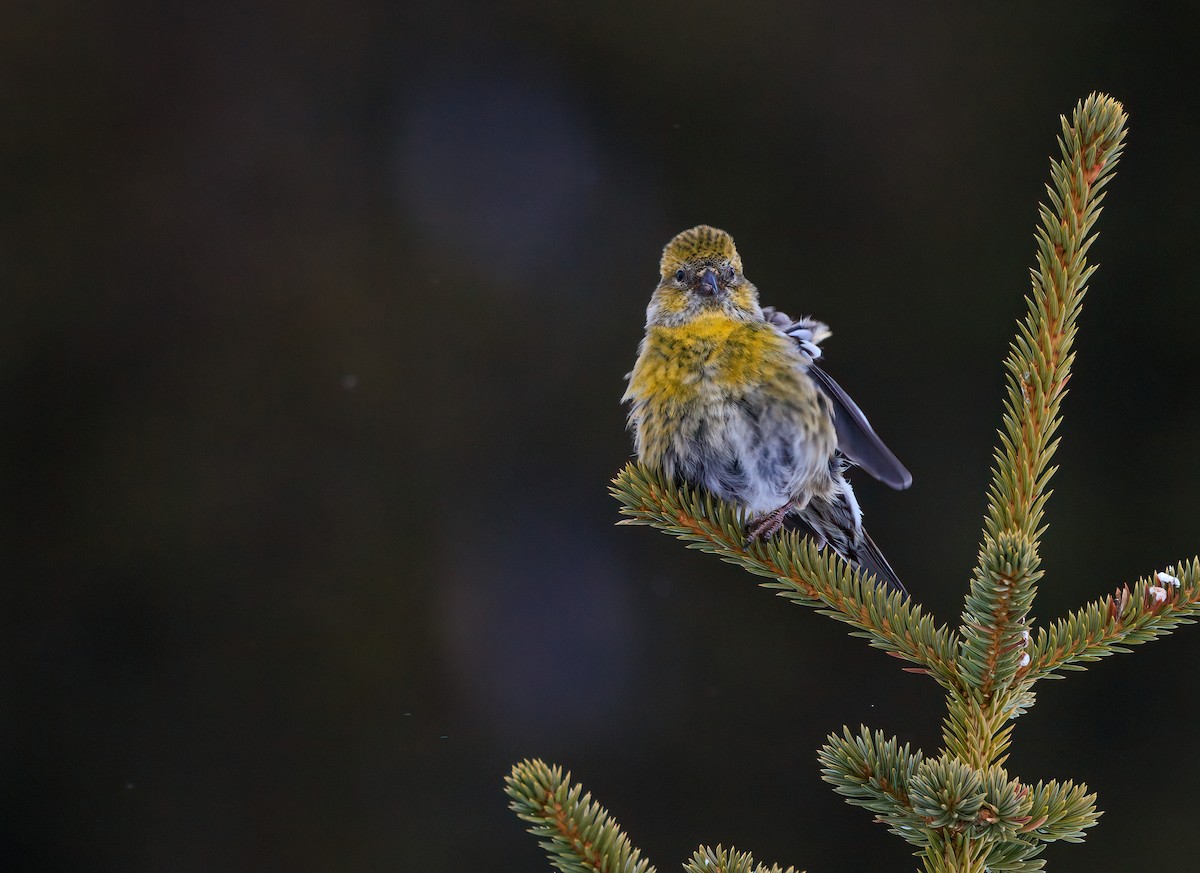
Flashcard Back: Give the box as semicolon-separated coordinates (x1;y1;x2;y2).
631;317;803;400
624;315;837;511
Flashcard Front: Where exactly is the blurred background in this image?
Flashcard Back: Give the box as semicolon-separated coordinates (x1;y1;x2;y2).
3;1;1199;870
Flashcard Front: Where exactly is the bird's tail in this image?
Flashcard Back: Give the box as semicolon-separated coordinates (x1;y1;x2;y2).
856;531;907;596
783;508;907;595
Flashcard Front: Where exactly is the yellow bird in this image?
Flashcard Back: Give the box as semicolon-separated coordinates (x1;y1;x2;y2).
623;225;911;592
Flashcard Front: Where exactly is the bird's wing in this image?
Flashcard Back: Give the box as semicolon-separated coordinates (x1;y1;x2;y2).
766;306;912;490
806;363;912;491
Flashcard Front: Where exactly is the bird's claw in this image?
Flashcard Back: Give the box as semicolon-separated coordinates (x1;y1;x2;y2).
744;503;792;546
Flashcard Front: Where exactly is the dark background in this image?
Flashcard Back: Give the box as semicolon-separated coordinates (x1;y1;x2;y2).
4;2;1199;871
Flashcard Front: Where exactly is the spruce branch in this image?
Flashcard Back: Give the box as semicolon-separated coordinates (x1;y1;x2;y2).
941;693;1022;770
962;93;1127;703
683;845;804;873
1027;559;1200;679
506;759;656;873
966;838;1044;873
611;462;961;689
908;756;987;832
817;726;926;844
1022;779;1100;844
976;765;1035;842
958;532;1042;702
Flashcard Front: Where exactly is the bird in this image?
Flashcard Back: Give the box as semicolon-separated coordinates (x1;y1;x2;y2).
622;225;912;592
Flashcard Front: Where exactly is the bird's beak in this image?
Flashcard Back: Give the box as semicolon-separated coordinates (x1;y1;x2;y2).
698;268;720;297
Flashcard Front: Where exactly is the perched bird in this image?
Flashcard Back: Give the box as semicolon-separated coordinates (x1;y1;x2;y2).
623;225;912;592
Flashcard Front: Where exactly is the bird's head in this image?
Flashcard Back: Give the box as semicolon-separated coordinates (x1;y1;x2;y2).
646;225;762;327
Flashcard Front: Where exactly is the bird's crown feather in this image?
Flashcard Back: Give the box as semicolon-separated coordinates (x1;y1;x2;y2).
660;225;742;277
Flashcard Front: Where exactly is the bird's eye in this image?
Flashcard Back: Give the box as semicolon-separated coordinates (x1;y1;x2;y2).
674;269;686;282
722;264;736;282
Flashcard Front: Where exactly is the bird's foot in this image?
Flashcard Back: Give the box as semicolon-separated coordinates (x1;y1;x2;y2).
744;503;793;546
